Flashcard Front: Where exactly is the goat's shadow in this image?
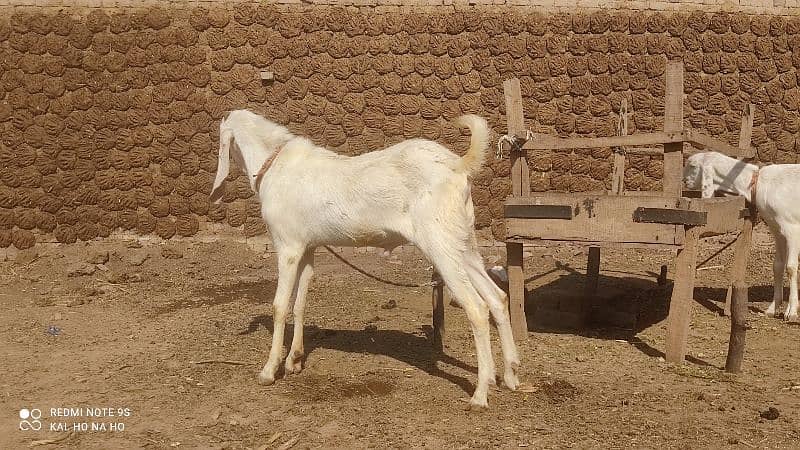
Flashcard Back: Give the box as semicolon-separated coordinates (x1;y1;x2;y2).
693;285;775;315
241;315;478;395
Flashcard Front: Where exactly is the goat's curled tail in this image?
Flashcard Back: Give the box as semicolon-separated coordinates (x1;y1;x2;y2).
454;114;489;177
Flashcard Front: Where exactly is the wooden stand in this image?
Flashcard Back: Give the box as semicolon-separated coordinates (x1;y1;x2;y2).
501;60;754;365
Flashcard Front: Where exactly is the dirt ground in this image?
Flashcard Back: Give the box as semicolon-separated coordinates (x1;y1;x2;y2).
1;225;799;449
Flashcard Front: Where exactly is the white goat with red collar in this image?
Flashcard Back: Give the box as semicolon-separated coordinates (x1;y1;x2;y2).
684;151;800;322
210;109;520;409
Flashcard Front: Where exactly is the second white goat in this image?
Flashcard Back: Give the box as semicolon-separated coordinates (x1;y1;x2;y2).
684;151;800;322
210;110;520;409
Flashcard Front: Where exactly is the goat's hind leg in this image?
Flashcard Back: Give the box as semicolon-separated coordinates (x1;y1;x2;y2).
258;247;304;385
767;232;786;318
784;233;800;322
285;250;315;375
464;253;520;391
424;249;495;410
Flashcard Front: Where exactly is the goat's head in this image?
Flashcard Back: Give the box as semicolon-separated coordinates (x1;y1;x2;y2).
683;152;716;198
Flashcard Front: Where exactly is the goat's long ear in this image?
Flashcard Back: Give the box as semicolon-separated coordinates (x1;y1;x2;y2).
701;163;715;198
210;119;232;204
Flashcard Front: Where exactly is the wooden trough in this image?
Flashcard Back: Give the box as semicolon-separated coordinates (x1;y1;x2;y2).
499;60;755;367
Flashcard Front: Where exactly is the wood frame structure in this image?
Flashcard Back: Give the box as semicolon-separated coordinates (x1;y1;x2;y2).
501;60;756;365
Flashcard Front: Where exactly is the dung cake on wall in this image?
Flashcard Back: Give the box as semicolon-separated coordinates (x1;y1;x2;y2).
0;5;797;248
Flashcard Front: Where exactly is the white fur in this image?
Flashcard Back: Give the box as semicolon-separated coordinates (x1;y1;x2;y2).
684;151;800;322
211;110;520;409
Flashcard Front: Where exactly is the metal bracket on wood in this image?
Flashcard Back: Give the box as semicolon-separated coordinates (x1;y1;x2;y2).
505;204;574;220
632;207;707;226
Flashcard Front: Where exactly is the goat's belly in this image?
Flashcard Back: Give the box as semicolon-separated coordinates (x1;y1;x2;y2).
314;228;407;249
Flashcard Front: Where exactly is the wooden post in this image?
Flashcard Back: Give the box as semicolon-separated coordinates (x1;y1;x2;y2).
431;270;444;351
584;247;601;322
611;99;628;195
665;226;700;363
662;60;684;198
507;242;528;341
724;103;755;316
504;78;529;341
658;265;668;286
725;282;749;373
503;78;530;197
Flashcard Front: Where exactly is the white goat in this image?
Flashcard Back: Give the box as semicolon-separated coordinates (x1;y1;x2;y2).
684;151;800;322
210;109;520;409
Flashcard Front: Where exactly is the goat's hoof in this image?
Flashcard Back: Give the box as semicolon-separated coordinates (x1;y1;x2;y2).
786;312;800;323
257;373;276;386
284;361;303;375
464;399;488;412
765;308;778;318
503;371;520;391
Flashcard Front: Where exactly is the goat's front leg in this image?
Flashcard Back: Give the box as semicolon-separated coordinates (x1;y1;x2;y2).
258;248;303;385
285;250;314;375
766;233;786;318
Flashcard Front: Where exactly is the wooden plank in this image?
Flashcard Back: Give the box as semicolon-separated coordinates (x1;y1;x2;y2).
663;60;685;198
689;197;746;236
431;271;444;351
658;265;668;285
626;147;667;156
504;78;530;197
725;218;753;316
506;238;682;250
505;204;573;220
724;282;749;373
505;194;686;245
738;104;755;155
507;242;527;341
724;105;756;315
633;207;707;226
611;99;628;195
522;132;683;151
685;130;755;159
505;193;689;206
665;225;700;364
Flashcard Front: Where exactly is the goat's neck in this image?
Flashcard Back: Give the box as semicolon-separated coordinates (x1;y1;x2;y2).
238;139;288;192
712;157;758;202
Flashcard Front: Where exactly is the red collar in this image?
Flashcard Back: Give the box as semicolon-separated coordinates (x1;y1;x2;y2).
253;146;283;192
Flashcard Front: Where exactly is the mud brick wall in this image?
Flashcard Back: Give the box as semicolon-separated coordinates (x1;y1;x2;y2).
0;6;798;249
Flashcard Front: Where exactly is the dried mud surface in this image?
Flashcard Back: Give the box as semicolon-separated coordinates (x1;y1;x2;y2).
1;224;799;448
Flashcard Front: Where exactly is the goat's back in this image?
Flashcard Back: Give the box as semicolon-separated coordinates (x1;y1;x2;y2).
260;137;476;248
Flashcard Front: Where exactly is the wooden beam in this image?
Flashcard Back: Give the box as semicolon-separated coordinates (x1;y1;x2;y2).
504;78;529;197
505;238;682;250
625;147;666;156
665;226;700;364
724;282;749;373
522;132;683;151
507;242;527;341
663;60;684;198
505;204;573;220
738;104;755;155
684;130;755;159
633;207;708;226
611;99;628;195
724;103;756;315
